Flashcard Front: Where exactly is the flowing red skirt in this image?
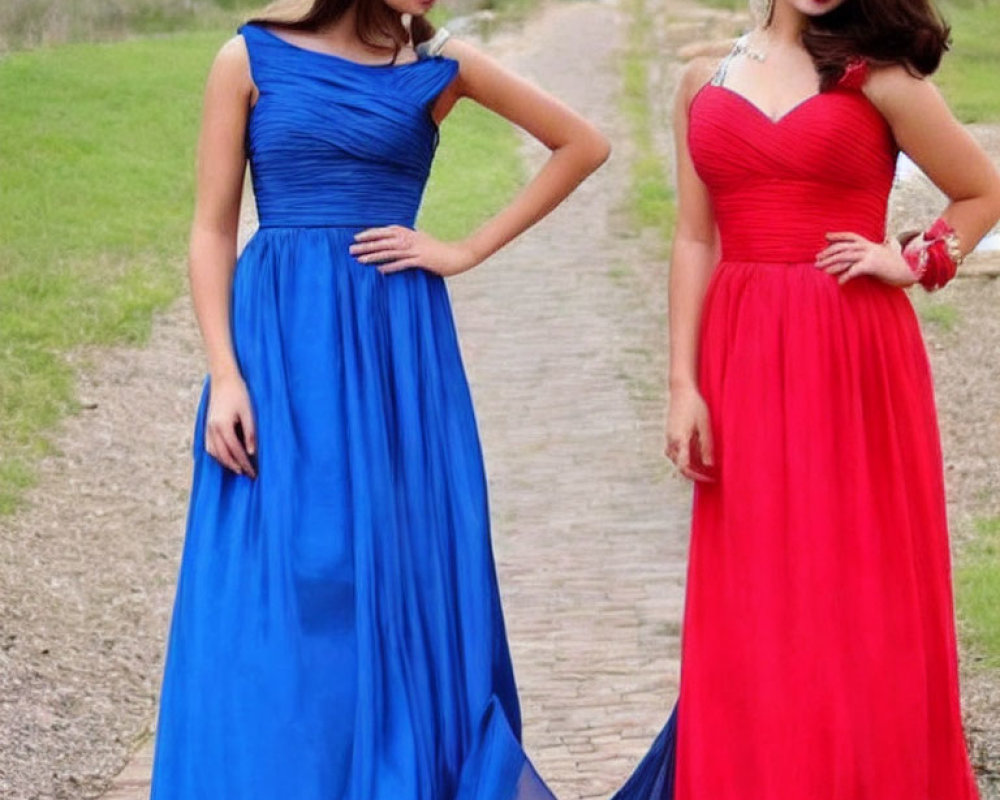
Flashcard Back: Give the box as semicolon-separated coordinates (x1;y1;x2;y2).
675;262;979;799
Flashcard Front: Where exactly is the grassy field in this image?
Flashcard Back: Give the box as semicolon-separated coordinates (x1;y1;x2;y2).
0;32;217;513
936;0;1000;122
0;0;262;51
0;29;522;514
420;103;525;242
622;0;675;248
957;518;1000;668
0;0;526;52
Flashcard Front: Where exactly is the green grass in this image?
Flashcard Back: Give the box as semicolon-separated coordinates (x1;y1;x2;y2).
915;298;962;332
937;0;1000;122
689;0;744;9
0;31;522;514
622;0;676;247
0;0;262;51
421;101;524;241
0;0;539;52
476;0;543;24
0;32;224;514
956;517;1000;668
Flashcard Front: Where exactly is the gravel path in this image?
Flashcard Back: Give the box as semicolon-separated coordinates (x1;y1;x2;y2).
2;1;996;798
450;7;688;797
2;2;690;798
0;302;203;799
889;122;1000;800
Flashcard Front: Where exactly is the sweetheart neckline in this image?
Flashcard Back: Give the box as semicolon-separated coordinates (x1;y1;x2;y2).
696;83;827;126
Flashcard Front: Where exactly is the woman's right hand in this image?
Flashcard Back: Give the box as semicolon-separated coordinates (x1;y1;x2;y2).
665;383;716;483
205;372;257;478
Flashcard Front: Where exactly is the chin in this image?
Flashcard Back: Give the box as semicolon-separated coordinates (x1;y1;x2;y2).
398;0;436;15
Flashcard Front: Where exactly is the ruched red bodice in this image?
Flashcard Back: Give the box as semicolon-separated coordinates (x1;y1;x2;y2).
689;83;897;262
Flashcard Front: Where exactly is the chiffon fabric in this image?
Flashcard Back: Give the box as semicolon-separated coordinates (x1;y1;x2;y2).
149;23;554;800
615;65;980;800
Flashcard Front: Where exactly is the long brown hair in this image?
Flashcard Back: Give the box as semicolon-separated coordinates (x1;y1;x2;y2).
248;0;436;61
787;0;951;90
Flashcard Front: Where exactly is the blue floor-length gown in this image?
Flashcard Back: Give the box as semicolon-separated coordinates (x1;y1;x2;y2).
149;23;555;800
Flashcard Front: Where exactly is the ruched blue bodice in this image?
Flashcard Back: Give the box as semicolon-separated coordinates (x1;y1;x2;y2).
240;23;458;228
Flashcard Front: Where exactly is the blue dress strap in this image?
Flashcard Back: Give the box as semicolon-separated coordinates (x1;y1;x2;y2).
413;29;459;106
236;23;281;89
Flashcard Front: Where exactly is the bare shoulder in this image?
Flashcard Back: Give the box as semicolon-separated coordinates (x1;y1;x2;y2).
437;34;523;97
438;35;496;72
216;34;251;70
677;56;719;110
204;34;254;95
863;63;943;122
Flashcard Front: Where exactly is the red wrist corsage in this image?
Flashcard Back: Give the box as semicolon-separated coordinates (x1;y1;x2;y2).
901;217;963;291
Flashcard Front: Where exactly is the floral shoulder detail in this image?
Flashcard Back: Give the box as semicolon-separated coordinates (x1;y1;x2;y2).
836;58;870;91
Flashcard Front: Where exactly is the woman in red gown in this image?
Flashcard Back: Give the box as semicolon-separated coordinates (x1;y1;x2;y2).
630;0;1000;796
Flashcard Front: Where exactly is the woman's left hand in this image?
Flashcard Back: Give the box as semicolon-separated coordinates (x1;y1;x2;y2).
815;231;916;287
350;225;478;277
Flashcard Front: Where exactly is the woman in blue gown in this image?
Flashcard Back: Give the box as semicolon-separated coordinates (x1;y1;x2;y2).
148;0;610;797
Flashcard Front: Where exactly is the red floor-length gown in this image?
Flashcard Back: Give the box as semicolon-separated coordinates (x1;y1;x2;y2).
675;63;981;799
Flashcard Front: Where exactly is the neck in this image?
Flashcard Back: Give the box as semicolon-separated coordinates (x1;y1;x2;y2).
317;8;360;46
766;1;808;44
320;7;404;53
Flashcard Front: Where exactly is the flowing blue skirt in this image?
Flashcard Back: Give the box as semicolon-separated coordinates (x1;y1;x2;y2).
612;708;677;800
150;227;554;800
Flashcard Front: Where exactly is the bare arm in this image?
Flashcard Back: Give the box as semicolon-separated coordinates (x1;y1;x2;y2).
188;36;258;477
869;65;1000;256
350;37;611;274
668;60;719;394
190;36;252;382
817;66;1000;285
664;59;719;481
443;38;612;263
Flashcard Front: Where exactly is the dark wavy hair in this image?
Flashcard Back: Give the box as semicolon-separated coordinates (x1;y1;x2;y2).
248;0;435;61
779;0;951;90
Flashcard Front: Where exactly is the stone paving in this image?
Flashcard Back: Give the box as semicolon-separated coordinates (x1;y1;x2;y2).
97;1;690;798
452;5;688;797
6;0;998;796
